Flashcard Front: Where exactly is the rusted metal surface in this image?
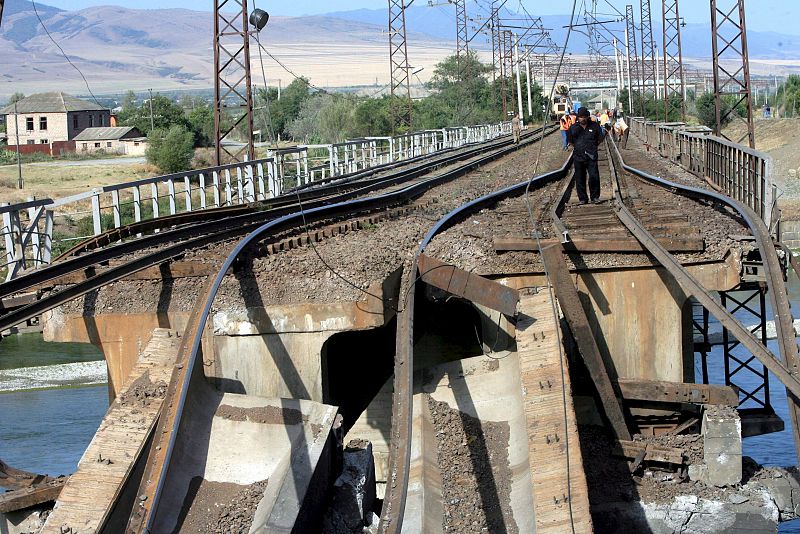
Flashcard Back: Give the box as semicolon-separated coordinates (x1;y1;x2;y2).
616;379;739;406
608;137;800;459
615;440;684;465
494;236;704;253
540;243;632;442
710;0;756;148
0;460;55;491
0;481;65;514
418;253;519;316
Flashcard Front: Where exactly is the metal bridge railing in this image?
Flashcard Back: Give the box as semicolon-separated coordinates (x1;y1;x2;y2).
630;117;775;229
0;121;513;281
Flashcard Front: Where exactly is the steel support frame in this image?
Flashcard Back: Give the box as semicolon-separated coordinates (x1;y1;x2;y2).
491;2;502;83
710;0;756;148
389;0;413;133
213;0;255;166
720;287;771;410
639;0;657;101
625;5;642;114
661;0;686;121
455;0;469;58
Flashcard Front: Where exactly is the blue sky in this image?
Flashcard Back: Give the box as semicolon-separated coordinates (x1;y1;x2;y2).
32;0;800;35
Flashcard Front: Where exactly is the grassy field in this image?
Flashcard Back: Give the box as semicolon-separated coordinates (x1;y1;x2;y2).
0;161;157;204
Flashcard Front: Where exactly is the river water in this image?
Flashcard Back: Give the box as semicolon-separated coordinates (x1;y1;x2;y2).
2;281;800;531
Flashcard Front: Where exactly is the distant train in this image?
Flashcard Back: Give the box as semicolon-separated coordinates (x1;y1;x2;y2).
549;85;573;120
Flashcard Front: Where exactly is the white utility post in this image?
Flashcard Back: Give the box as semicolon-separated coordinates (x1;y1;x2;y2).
525;52;533;117
624;22;633;114
514;35;524;120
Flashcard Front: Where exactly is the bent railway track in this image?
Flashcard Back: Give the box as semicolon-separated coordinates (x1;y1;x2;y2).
383;137;800;532
0;125;557;334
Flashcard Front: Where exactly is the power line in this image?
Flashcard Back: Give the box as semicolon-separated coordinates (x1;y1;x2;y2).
30;0;101;105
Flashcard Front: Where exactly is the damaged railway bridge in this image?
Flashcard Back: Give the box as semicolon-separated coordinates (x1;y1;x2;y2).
1;120;800;533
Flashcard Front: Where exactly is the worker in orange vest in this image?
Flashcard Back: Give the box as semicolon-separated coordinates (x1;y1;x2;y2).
560;112;572;150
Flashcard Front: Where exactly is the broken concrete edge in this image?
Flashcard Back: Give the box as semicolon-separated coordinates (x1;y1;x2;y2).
591;467;800;533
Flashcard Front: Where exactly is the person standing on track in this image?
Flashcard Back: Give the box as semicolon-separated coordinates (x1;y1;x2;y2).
559;112;572;150
512;113;521;144
567;107;603;204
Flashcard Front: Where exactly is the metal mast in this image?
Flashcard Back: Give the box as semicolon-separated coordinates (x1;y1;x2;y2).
639;0;657;102
389;0;413;133
455;0;469;58
625;5;642;113
213;0;255;165
491;3;502;82
662;0;686;121
710;0;755;148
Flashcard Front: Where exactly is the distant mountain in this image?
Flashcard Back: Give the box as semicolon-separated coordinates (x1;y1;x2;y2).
0;0;448;99
0;0;797;101
323;7;800;60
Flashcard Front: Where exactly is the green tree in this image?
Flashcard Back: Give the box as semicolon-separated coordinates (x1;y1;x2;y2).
187;104;214;147
353;96;391;137
8;92;25;105
117;94;190;137
318;97;357;143
121;90;137;112
255;78;312;140
146;125;195;173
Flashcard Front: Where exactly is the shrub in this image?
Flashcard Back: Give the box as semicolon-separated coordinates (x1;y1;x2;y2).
146;125;195;173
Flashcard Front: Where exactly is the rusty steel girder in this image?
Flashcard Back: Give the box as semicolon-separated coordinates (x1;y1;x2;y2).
213;0;255;165
389;0;413;133
710;0;756;148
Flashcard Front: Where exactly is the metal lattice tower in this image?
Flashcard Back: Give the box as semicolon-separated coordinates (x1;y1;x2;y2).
639;0;657;100
710;0;755;148
491;3;502;82
625;5;642;112
662;0;686;121
455;0;469;57
213;0;255;166
389;0;413;133
501;30;514;117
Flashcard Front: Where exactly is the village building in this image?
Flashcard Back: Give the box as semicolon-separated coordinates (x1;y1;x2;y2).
73;126;147;156
0;92;112;155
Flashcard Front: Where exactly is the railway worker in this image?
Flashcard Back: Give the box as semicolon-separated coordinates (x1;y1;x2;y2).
567;107;603;205
559;113;572;150
512;113;521;144
615;113;630;148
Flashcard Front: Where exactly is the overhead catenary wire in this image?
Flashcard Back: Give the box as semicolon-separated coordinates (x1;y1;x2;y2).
522;0;579;532
29;0;102;106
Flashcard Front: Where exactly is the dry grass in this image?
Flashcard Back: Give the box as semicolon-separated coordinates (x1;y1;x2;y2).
0;162;155;204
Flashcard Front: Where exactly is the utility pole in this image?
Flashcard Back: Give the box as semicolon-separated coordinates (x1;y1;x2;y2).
625;5;641;115
514;35;523;120
148;88;155;132
13;101;22;190
525;52;533;117
388;0;412;133
639;0;657;105
710;0;755;148
0;0;5;29
501;30;514;118
213;0;256;165
662;0;686;122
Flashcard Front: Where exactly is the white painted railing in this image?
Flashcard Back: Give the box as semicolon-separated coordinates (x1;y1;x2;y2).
0;121;513;280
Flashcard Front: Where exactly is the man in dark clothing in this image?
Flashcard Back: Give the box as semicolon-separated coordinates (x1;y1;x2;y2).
567;106;603;204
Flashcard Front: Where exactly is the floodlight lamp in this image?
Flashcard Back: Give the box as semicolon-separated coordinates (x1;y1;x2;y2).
250;8;269;32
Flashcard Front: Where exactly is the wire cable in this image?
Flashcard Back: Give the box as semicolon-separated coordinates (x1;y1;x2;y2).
522;1;579;532
30;0;102;105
